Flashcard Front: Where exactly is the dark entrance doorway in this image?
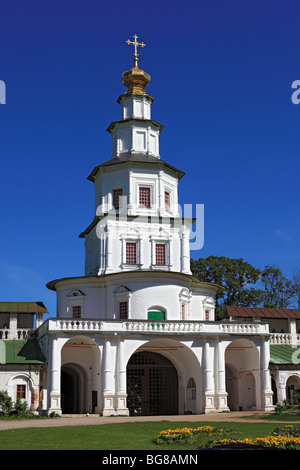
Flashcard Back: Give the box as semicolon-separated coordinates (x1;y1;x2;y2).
61;364;85;414
127;351;178;416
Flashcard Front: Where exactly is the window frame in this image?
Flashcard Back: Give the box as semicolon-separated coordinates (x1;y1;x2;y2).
125;242;137;265
164;190;170;212
113;285;131;320
179;288;192;320
112;188;123;210
120;231;142;268
16;384;26;399
66;290;86;318
139;186;151;208
155;243;166;266
72;305;81;318
119;301;128;319
150;231;172;270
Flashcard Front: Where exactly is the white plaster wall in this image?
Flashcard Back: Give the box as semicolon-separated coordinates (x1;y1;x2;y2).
54;275;217;321
85;216;189;276
0;367;40;412
93;164;179;217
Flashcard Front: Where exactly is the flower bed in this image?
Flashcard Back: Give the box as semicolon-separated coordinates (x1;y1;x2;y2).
153;426;232;445
272;424;300;437
153;424;300;449
203;435;300;450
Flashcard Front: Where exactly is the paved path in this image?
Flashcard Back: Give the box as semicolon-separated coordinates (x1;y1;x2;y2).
0;411;294;431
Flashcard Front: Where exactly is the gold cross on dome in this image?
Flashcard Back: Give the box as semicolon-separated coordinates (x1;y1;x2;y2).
126;34;145;65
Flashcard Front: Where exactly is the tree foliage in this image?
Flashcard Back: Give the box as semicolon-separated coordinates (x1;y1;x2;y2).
293;268;300;308
191;256;263;319
0;390;27;416
261;265;297;308
191;256;298;319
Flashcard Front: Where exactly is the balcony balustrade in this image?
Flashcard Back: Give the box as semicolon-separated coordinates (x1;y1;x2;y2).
0;328;32;340
39;318;270;337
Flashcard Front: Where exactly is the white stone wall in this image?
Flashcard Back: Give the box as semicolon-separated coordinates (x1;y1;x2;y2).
0;366;41;413
54;273;217;321
93;164;180;217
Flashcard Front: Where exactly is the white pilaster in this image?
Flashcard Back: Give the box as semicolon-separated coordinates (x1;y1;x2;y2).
102;338;116;415
261;337;274;411
216;339;229;411
181;227;191;274
203;339;216;412
47;336;62;415
116;338;129;415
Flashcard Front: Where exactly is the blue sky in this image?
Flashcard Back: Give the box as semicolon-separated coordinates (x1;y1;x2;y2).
0;0;300;318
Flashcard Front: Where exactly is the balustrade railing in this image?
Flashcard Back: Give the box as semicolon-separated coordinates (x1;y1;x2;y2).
270;332;300;345
0;328;32;340
43;318;270;336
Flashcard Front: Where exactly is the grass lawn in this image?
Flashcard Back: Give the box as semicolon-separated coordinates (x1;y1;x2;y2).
0;420;290;450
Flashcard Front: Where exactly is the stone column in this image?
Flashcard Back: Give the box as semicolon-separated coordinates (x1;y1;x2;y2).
116;338;129;415
105;223;113;273
261;337;274;411
181;227;190;274
203;339;216;413
277;371;287;405
102;338;115;416
47;336;62;415
216;339;229;411
9;312;18;339
289;319;297;345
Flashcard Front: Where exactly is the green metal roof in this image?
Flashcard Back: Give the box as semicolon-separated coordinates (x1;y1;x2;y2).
270;344;300;365
0;340;46;364
0;302;48;314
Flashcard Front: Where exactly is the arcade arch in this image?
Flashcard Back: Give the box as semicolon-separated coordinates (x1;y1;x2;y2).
286;374;300;401
61;335;101;414
126;338;201;415
225;338;259;411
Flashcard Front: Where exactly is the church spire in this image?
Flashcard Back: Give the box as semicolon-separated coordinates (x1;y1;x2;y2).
126;34;146;68
106;36;161;159
122;34;151;95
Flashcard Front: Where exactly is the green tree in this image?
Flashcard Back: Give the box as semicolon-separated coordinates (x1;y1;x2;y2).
190;256;263;319
261;265;297;308
292;268;300;308
0;390;12;415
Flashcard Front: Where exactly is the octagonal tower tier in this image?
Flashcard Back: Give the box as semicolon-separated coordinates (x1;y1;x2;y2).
80;58;193;277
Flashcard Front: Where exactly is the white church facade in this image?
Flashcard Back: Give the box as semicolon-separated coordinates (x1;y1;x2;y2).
3;38;300;416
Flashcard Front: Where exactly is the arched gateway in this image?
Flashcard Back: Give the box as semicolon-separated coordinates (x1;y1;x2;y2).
127;351;178;416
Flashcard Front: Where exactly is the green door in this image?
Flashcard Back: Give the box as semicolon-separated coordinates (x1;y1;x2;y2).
147;311;165;320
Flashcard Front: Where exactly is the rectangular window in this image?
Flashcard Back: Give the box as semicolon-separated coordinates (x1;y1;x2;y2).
181;304;185;320
72;305;81;318
119;301;128;319
205;310;209;321
155;243;166;266
165;191;170;212
17;385;26;399
126;242;137;264
112;188;123;210
139;187;151;208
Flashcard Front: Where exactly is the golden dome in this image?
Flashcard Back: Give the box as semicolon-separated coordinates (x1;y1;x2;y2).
122;35;150;95
122;59;151;95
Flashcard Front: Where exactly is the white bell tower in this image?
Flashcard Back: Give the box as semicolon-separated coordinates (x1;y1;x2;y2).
79;35;192;277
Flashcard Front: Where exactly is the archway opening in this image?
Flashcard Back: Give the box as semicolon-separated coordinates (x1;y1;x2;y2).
286;375;300;402
61;336;101;414
271;377;278;405
225;339;259;411
61;364;86;414
126;351;178;416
